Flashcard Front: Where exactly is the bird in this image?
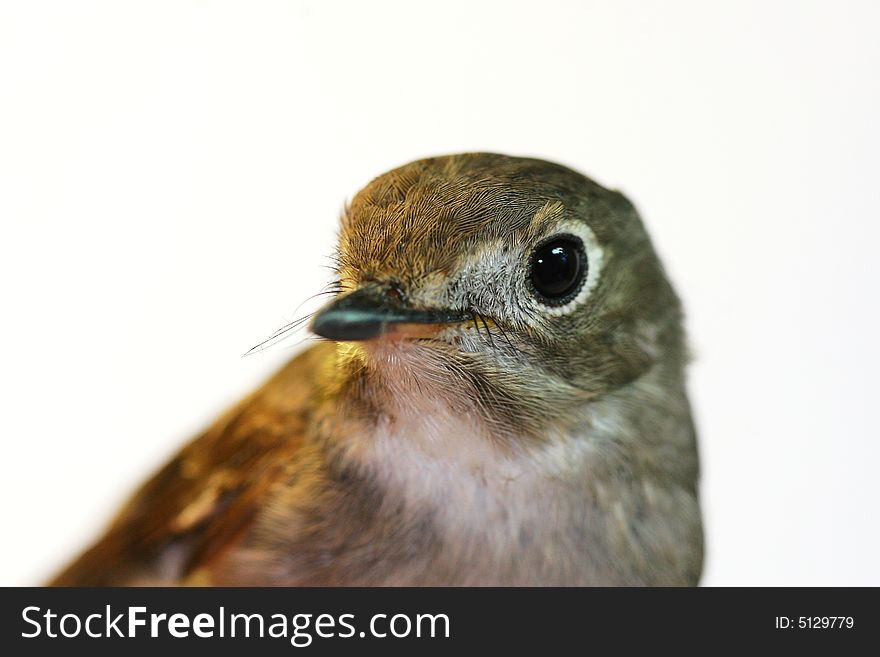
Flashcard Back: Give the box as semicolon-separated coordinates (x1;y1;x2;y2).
50;153;703;586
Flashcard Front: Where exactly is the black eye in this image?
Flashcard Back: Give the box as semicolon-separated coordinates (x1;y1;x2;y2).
529;234;587;305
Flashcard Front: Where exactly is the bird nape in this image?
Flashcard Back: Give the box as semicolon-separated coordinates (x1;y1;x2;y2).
51;153;703;586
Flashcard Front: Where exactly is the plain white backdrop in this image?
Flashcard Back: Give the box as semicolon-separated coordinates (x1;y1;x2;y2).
1;1;878;586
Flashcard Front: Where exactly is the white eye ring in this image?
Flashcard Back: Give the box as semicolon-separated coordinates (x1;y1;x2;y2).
529;221;603;317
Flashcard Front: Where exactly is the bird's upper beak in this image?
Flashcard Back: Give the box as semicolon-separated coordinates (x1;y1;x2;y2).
310;285;470;342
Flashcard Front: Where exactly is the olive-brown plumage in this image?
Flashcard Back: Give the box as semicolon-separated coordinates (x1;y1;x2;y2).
52;153;703;586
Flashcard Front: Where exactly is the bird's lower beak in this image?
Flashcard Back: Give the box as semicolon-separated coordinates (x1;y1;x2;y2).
310;286;470;342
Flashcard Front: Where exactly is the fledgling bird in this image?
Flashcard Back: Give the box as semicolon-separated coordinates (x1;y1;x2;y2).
51;153;703;586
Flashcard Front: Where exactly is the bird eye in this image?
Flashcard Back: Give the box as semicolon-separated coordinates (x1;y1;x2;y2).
528;234;588;305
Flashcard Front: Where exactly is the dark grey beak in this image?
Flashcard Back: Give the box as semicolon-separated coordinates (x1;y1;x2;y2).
310;286;470;341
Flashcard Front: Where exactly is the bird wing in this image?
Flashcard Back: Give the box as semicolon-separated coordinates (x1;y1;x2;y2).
49;342;334;586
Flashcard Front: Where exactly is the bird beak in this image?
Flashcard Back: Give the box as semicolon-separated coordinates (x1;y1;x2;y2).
310;286;471;342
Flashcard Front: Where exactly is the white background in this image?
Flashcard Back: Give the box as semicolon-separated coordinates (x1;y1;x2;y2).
2;1;878;586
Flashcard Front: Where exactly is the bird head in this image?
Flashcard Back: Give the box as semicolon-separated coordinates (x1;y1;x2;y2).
311;153;686;438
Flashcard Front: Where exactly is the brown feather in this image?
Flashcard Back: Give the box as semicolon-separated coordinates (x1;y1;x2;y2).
49;343;333;585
